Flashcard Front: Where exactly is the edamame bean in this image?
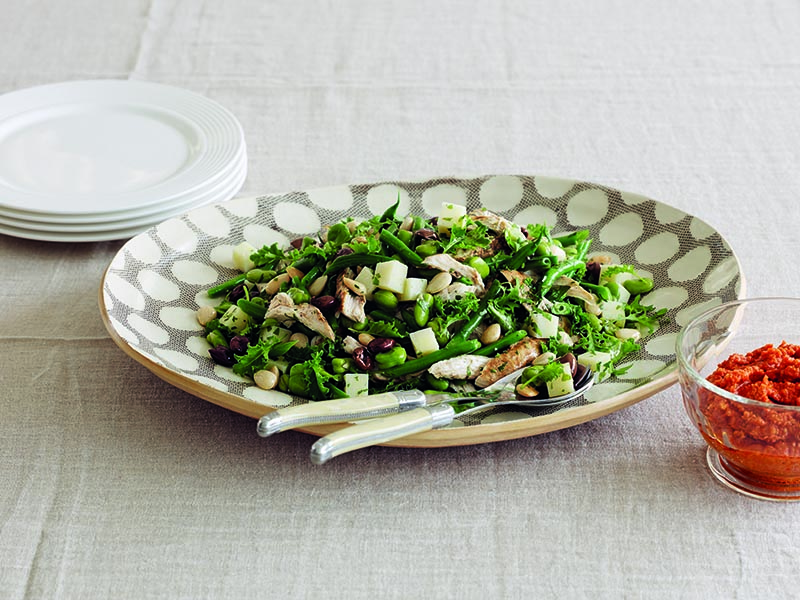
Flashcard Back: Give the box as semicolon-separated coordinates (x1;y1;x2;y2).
374;346;407;369
373;289;399;311
246;268;276;283
467;256;490;279
623;277;654;295
415;242;439;258
332;358;354;374
414;293;434;327
287;287;310;304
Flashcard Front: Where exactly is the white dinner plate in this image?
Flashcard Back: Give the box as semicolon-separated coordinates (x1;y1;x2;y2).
0;143;247;225
100;175;746;448
0;165;246;242
0;79;245;216
0;152;247;234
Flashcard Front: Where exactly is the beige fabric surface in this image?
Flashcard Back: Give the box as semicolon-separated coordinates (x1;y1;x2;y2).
2;1;800;598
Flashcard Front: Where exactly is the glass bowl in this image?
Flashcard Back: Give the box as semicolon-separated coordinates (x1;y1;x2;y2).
677;297;800;501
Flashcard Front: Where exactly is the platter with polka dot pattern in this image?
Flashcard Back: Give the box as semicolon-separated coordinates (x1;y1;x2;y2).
99;175;744;447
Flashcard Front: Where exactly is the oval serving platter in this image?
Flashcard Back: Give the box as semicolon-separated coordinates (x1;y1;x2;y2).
99;175;744;447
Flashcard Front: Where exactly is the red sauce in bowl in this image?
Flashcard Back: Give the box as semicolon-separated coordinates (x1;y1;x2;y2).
699;342;800;489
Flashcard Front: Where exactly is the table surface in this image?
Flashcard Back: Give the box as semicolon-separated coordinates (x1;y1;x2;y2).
3;1;800;598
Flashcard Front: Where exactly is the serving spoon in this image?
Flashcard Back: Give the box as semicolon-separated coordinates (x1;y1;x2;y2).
304;366;594;464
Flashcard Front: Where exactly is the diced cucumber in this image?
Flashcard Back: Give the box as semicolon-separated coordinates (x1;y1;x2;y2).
375;260;408;294
219;305;251;333
233;241;257;273
546;362;575;397
344;373;369;397
528;312;559;338
438;202;467;233
409;327;440;356
577;351;613;373
260;323;291;342
398;277;427;302
354;266;378;300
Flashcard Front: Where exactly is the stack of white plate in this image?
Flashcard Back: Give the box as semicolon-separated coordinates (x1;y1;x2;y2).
0;80;247;242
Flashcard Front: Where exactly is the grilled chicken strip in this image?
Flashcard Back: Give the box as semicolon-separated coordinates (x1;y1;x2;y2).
265;292;335;340
469;208;515;233
474;337;542;388
336;269;367;323
423;253;485;294
428;355;491;380
436;282;482;302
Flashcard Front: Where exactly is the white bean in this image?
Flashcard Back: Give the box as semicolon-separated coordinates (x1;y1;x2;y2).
196;305;217;326
427;272;453;294
480;323;502;345
533;352;557;365
264;273;291;295
286;266;304;279
289;332;309;348
254;369;279;390
358;333;375;346
308;275;328;297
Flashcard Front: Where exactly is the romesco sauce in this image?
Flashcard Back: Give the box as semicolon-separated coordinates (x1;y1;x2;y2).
699;342;800;489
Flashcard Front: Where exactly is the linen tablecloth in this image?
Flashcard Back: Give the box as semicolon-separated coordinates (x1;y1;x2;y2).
3;1;800;598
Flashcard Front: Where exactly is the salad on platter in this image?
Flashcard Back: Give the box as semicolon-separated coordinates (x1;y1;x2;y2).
199;198;665;403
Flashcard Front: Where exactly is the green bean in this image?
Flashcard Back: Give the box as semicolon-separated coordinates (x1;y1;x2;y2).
425;372;450;391
300;264;324;287
236;298;267;320
474;329;527;357
582;283;612;302
374;346;408;369
379;229;423;266
553;229;590;246
573;238;591;262
448;280;502;345
539;258;585;296
550;301;574;316
506;241;537;270
207;273;247;297
414;293;434;327
381;339;481;377
324;253;393;276
528;255;555;270
486;302;514;331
